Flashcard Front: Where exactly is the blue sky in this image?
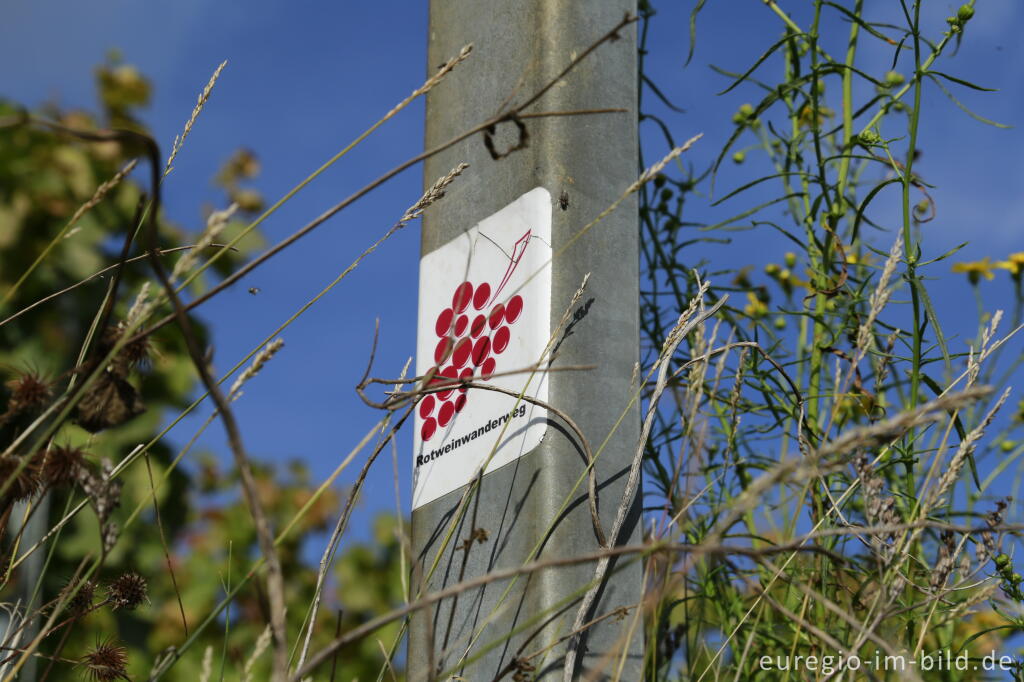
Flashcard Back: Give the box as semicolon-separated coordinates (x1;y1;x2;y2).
3;1;1022;540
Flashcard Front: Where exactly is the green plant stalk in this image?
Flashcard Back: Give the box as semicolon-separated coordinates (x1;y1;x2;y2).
901;0;926;499
835;0;862;208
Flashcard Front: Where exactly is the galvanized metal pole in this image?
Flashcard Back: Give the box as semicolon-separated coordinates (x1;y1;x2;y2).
411;2;641;679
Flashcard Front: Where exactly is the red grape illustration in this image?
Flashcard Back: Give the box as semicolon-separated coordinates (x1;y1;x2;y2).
420;229;531;441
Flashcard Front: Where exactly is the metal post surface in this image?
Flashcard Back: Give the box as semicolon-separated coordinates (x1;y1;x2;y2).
411;1;641;679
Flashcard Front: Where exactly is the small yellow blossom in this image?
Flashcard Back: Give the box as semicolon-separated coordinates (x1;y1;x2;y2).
798;103;834;129
996;252;1024;278
952;258;997;284
744;291;768;318
845;251;875;266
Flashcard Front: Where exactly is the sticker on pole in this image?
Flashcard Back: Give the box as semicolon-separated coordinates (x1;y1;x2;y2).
412;187;552;510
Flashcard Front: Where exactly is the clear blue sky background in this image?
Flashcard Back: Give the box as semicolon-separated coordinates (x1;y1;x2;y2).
3;2;1022;542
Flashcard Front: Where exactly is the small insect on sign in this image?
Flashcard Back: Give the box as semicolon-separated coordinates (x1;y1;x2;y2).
413;187;552;509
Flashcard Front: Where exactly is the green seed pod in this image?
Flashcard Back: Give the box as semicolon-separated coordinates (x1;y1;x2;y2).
764;263;780;276
996;554;1011;566
884;71;905;87
732;151;746;164
773;316;787;330
784;252;797;268
859;130;881;146
957;4;974;21
739;103;754;118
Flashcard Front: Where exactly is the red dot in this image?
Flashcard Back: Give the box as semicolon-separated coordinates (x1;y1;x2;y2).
455;395;467;412
438;400;455;427
454;314;468;336
452;338;472;368
453;282;473;313
482;358;496;380
419;395;436;419
421;418;437;441
438;365;458;399
489;304;505;329
459;367;473;393
505;295;524;323
472;337;491;365
434;337;453;364
470;314;487;337
435;308;454;337
473;282;491;309
493;326;511;354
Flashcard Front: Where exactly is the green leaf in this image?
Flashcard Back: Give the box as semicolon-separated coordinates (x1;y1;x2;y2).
686;0;709;67
717;34;807;96
700;194;803;232
926;70;998;92
927;74;1011;128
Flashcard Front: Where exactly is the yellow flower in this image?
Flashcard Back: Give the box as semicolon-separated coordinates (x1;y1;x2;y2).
743;291;768;318
952;258;997;284
996;252;1024;277
845;251;875;266
798;103;834;129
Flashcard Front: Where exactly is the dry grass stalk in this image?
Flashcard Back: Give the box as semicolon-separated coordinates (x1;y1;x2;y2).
386;44;473;122
68;160;139;233
242;623;272;682
708;387;992;546
924;387;1009;513
172;202;239;281
229;337;284;400
0;159;137;308
165;60;228;173
632;134;704;194
401;163;469;223
563;285;723;682
295;358;412;671
124;282;152;327
197;645;213;682
855;232;903;357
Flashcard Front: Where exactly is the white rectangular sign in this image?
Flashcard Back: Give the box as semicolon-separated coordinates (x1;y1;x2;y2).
412;187;552;509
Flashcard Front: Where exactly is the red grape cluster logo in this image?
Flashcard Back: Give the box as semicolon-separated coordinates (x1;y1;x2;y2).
419;229;531;442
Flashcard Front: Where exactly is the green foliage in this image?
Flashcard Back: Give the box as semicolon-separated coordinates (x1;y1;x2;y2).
637;1;1024;679
0;57;405;681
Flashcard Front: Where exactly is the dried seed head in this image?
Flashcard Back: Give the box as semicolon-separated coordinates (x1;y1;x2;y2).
80;458;122;525
0;453;41;504
119;334;152;370
977;498;1009;565
41;444;89;488
64;578;97;615
80;639;130;681
854;453;900;562
101;521;120;555
75;371;145;434
4;371;52;417
99;325;152;373
107;571;148;611
931;530;957;592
